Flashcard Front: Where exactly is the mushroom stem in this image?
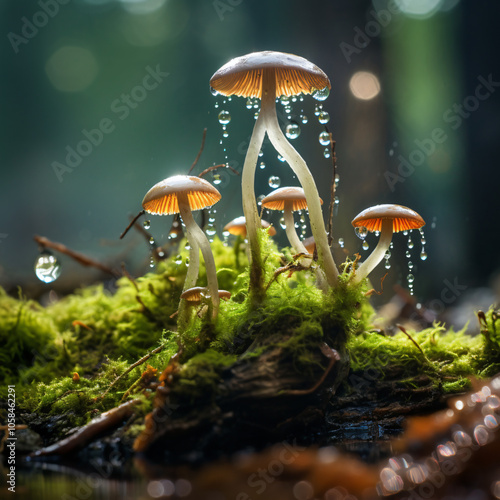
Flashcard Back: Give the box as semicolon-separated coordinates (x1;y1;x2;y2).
283;201;307;254
240;99;267;301
260;69;338;287
178;194;220;319
354;218;393;284
177;230;200;327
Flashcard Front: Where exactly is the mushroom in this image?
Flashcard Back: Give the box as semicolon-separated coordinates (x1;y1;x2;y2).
181;286;231;305
261;186;320;255
142;175;221;318
210;51;338;293
351;204;425;284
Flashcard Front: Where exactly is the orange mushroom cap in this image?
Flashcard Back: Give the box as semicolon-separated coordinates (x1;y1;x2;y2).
223;216;276;237
142;175;221;215
261;186;323;212
351;204;425;233
210;51;331;99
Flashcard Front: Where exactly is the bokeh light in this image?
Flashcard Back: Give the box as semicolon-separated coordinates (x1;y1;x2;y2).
349;71;381;100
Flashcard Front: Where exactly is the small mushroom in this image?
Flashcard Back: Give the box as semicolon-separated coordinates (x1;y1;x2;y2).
142;175;221;318
181;286;231;305
351;204;425;284
223;215;276;238
211;51;338;291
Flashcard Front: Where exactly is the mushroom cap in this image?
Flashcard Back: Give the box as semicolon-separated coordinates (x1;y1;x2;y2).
302;236;316;255
210;51;331;99
142;175;221;215
223;216;276;237
180;286;231;303
261;186;323;212
351;204;425;233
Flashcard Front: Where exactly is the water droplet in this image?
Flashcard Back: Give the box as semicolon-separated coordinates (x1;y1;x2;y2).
149;237;155;245
323;148;331;158
453;430;472;447
355;226;368;240
35;251;61;283
420;250;428;261
338;238;344;248
312;86;330;101
407;238;414;249
385;260;391;269
406;250;411;258
149;257;155;268
334;173;340;187
268;176;281;189
384;250;391;259
279;217;286;229
277;154;286;162
474;425;490;446
246;98;253;109
218;110;231;125
143;220;151;230
206;226;217;237
407;273;415;283
484;414;498;429
319;131;331;146
257;194;265;206
258;150;264;157
362;240;369;251
222;130;229;138
210;86;218;96
379;467;404;494
334;196;339;206
408;261;414;270
213;173;222;185
254;112;259;120
301;115;308;124
318;111;330;124
259;161;266;170
285;122;301;140
314;104;322;116
403;230;409;236
280;96;290;106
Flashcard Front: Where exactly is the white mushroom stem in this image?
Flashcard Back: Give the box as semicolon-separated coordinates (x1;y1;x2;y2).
260;69;338;287
177;194;220;319
183;230;200;292
353;218;394;284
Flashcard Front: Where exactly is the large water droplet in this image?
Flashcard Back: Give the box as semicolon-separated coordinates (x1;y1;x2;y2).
285;122;301;140
35;251;61;283
143;220;151;230
362;240;369;251
420;250;428;261
218;110;231;125
319;131;331;146
318;111;330;124
355;226;368;240
280;96;290;106
312;86;330;101
210;86;219;96
268;176;281;189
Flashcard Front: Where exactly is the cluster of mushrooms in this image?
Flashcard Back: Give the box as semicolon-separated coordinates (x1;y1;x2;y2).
141;51;425;321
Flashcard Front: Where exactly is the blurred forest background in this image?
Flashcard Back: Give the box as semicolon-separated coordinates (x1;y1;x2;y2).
1;0;499;325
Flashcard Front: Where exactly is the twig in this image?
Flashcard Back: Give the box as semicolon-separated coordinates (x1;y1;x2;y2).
397;324;428;361
364;272;389;297
119;210;145;240
198;163;240;178
188;128;207;174
34;235;118;277
98;345;164;401
325;126;337;248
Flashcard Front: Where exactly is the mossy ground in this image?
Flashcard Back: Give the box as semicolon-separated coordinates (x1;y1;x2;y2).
1;234;499;444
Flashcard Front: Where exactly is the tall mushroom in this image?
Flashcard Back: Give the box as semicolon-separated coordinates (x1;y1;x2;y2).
142;175;222;318
351;204;425;284
210;51;339;299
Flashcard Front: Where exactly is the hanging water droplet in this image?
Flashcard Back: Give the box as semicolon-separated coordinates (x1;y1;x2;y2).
355;226;368;240
338;237;344;248
279;217;286;229
334;196;339;206
222;130;229;138
407;273;415;283
406;250;411;258
246;98;253;109
285;122;301;140
185;257;190;267
323;148;331;158
312;86;330;101
384;250;391;259
268;176;281;189
318;111;330;124
385;260;391;269
408;261;414;270
280;96;290;106
277;154;286;162
334;173;340;187
210;86;219;96
319;131;331;146
407;237;414;249
314;104;322;116
301;115;308;124
206;225;217;237
34;251;61;283
143;220;151;230
149;257;155;268
362;240;369;251
218;110;231;125
420;250;428;261
403;230;409;236
149;237;155;245
213;173;222;185
259;161;266;170
284;105;292;114
254;112;259;120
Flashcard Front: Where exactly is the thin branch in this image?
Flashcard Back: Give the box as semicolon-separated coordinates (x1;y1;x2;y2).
188;128;207;174
198;163;240;179
119;210;145;240
396;324;428;361
34;235;118;277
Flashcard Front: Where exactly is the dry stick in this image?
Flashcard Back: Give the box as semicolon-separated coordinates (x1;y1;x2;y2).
188;128;207;174
119;210;145;240
198;163;240;179
396;324;429;361
325;127;337;248
98;345;164;402
34;235;118;277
